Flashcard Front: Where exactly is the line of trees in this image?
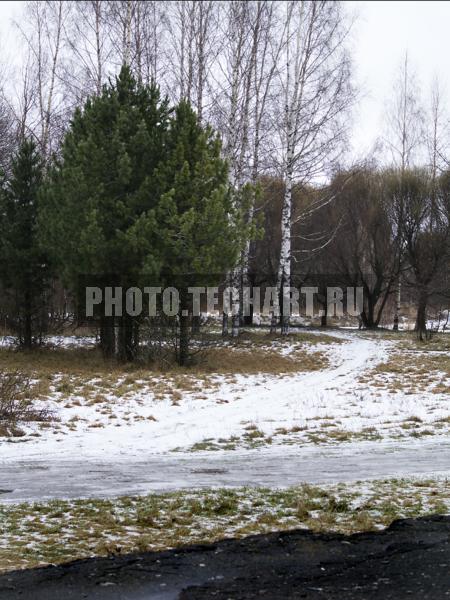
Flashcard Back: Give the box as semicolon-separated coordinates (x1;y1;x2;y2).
1;66;251;364
0;0;355;340
0;1;449;361
320;167;450;338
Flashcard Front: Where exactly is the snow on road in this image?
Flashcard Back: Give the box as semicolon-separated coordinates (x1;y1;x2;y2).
1;438;450;503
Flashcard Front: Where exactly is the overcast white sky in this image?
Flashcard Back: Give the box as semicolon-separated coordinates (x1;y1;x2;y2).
1;0;450;160
348;0;450;159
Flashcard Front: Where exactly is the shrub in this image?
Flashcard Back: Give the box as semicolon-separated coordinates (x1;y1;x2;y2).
0;371;51;436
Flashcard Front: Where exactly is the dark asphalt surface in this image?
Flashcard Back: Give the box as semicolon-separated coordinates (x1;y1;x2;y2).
0;515;449;599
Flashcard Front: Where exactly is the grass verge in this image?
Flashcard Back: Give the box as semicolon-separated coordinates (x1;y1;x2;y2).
0;477;448;573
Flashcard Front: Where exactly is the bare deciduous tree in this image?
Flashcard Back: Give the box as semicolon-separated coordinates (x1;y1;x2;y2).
385;54;424;330
63;0;111;100
387;168;450;340
16;0;69;159
273;0;353;334
166;0;218;117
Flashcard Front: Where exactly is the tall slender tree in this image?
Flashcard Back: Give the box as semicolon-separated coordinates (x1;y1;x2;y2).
384;54;424;330
0;139;49;347
155;101;249;364
273;0;353;334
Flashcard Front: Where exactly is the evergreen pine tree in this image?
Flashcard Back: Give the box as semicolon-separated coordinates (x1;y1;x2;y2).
39;66;170;360
0;139;49;348
155;101;248;365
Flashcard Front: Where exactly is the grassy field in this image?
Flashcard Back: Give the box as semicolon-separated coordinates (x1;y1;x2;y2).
1;329;449;447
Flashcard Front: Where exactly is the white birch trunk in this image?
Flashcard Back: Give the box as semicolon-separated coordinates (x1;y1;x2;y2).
274;3;295;335
123;0;133;66
231;267;241;337
272;1;352;334
275;151;293;335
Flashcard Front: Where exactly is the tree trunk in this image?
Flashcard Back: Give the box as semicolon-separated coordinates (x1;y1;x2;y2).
118;314;135;362
222;312;228;337
23;288;33;349
364;295;377;329
319;287;327;327
221;273;229;337
240;245;253;327
178;292;190;366
270;310;277;334
277;163;292;336
94;0;102;94
231;266;240;337
320;304;328;328
393;279;401;331
415;292;428;341
100;316;115;359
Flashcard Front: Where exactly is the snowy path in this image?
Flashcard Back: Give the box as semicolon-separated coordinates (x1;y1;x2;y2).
1;439;450;503
0;332;449;502
0;332;392;460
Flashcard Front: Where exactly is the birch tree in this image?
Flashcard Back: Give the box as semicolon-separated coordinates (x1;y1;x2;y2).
63;0;112;101
169;1;195;104
167;1;218;117
427;79;449;227
386;54;424;171
132;1;167;85
106;0;134;67
213;1;283;335
17;1;69;160
241;1;281;325
273;0;353;334
216;1;254;336
385;54;424;330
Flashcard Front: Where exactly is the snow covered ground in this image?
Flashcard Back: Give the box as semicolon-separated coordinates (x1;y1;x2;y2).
0;334;97;348
0;329;449;501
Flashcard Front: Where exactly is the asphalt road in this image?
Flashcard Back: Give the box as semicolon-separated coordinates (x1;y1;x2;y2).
1;440;450;503
1;515;449;599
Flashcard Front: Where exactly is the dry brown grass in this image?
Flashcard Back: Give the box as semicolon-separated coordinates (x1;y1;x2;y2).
197;346;327;374
361;349;450;394
375;353;449;377
0;337;330;426
0;347;126;378
0;336;329;381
